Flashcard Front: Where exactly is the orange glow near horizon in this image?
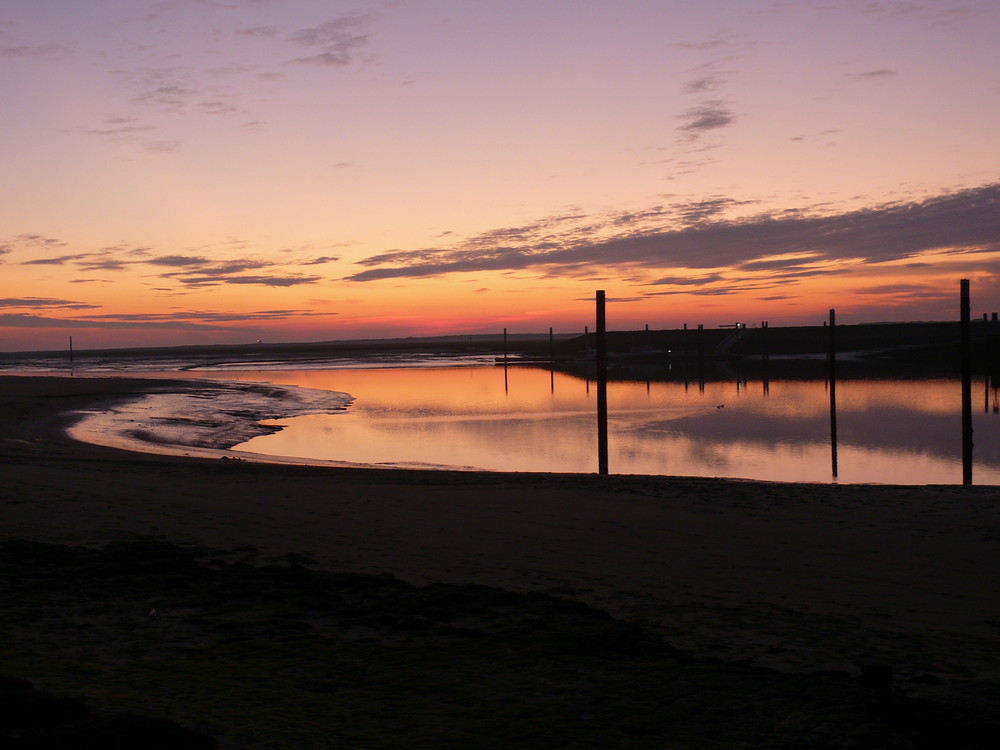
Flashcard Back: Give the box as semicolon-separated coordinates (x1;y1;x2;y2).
199;368;1000;483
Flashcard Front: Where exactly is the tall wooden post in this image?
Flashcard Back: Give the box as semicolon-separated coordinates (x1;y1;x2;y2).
961;279;973;485
596;291;609;475
829;309;838;479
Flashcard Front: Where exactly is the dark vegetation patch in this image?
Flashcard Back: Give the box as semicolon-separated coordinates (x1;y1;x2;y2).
1;538;995;749
0;675;216;748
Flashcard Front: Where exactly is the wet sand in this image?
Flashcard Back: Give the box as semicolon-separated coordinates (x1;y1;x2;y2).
2;374;999;713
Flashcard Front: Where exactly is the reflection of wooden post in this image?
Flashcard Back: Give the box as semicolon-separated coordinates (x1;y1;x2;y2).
829;309;838;479
762;321;770;396
596;291;609;475
549;327;555;393
502;328;509;394
961;279;973;485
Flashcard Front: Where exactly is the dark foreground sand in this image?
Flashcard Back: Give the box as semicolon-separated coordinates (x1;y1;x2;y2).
2;375;999;746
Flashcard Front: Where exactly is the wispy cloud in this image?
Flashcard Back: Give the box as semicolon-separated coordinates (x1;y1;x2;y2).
16;243;150;269
346;183;1000;284
0;297;100;311
236;25;278;39
171;273;324;287
287;14;372;67
116;64;250;119
76;115;182;153
671;37;735;53
0;28;67;60
852;68;899;81
684;74;726;94
0;304;334;331
150;255;325;287
83;56;258;152
144;255;212;267
14;234;67;249
678;100;736;137
9;239;332;288
78;308;332;323
0;313;236;331
0;42;66;59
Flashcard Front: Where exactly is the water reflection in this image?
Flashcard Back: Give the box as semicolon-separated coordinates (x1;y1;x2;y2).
230;366;1000;484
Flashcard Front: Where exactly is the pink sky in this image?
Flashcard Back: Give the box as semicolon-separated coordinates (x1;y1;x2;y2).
1;0;999;351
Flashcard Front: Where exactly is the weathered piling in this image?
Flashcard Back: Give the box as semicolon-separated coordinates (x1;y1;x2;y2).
596;290;609;475
961;279;973;485
829;309;838;479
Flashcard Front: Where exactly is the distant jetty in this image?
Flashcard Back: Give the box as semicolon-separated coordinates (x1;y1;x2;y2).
2;320;998;377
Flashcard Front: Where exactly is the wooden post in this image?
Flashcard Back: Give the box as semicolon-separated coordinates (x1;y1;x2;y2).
829;309;838;479
596;290;609;475
961;279;973;485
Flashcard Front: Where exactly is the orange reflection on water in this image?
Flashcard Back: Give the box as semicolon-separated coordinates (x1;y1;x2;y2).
224;367;1000;484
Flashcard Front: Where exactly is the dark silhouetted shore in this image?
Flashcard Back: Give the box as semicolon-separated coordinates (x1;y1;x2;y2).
2;375;998;747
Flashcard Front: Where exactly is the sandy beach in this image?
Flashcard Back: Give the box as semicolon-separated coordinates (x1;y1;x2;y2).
2;374;999;746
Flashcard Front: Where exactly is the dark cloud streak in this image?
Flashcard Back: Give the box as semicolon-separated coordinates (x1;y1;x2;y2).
0;297;100;310
10;239;331;288
346;183;1000;283
678;100;735;135
177;274;323;287
0;305;335;331
0;313;236;331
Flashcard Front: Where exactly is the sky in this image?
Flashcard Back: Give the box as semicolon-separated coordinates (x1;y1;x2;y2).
1;0;999;351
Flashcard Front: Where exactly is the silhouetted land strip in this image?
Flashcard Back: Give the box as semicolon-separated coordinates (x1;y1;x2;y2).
2;321;998;377
0;332;571;369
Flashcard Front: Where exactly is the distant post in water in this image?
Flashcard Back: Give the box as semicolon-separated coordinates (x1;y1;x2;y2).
961;279;973;485
828;309;838;478
596;290;609;475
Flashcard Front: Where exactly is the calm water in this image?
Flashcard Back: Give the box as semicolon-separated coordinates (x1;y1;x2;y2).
213;366;1000;484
